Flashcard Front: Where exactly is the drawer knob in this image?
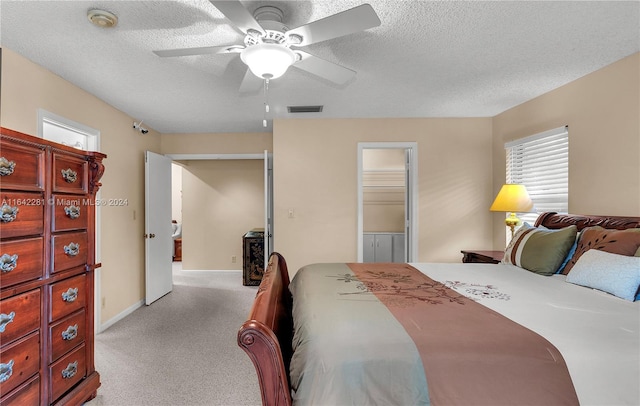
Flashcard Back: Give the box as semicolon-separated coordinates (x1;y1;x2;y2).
61;168;78;183
62;324;79;341
64;242;80;256
0;253;18;272
0;360;14;383
64;205;81;219
0;204;19;223
0;157;16;176
0;311;16;332
62;287;79;302
61;361;78;379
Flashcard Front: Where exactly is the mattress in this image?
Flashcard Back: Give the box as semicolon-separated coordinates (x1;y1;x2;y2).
288;262;639;405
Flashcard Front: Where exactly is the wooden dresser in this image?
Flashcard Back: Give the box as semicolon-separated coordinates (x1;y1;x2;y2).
0;128;105;405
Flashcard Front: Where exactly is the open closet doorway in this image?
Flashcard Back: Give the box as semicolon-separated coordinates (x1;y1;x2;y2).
162;152;273;280
357;142;418;263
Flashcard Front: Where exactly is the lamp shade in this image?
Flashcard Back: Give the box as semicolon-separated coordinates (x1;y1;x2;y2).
490;184;534;213
240;43;296;80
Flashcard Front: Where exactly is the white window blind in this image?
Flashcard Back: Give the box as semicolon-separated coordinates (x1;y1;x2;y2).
505;126;569;225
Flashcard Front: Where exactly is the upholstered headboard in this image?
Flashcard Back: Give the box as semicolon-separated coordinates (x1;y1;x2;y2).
535;212;640;231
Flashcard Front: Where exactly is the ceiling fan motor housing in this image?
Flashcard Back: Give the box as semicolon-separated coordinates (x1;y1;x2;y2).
253;6;284;23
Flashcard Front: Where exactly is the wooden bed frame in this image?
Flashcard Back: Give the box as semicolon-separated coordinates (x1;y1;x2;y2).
237;213;640;406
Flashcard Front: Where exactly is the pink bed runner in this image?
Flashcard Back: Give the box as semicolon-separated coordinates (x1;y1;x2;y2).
347;263;579;405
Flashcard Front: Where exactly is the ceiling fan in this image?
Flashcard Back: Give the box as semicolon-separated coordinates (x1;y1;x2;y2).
153;1;381;91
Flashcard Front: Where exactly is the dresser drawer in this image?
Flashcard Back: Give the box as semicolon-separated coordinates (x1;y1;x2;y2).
0;332;40;397
52;231;87;274
51;194;89;232
0;375;39;406
0;290;40;346
52;153;88;194
49;343;86;403
0;192;44;238
0;238;44;288
49;274;86;323
0;139;45;192
49;310;86;363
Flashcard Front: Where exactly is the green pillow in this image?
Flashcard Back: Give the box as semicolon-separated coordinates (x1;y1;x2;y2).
503;223;578;275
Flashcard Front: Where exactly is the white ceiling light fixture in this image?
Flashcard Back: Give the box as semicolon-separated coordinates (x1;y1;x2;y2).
153;2;380;88
87;9;118;28
240;43;296;80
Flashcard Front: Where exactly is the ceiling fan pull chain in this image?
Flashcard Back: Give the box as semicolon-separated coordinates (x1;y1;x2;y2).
263;79;270;128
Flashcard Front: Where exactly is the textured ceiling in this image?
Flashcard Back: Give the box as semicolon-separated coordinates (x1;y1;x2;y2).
1;1;638;134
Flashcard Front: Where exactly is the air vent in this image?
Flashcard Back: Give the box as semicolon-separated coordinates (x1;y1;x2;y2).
287;105;324;114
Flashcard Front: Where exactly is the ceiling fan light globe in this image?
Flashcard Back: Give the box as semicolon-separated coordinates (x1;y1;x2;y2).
241;43;296;80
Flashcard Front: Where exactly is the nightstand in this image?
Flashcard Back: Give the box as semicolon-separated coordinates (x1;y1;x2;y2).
461;250;504;264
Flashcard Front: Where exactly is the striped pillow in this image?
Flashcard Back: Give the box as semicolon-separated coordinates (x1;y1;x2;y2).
503;223;578;275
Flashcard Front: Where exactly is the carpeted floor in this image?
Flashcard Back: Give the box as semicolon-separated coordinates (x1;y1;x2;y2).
86;266;262;406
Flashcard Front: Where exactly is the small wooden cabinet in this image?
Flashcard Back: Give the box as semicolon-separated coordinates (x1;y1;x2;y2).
0;127;105;405
173;238;182;262
242;229;264;286
461;250;504;264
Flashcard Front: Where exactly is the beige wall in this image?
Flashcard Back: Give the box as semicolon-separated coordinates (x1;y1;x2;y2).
180;160;264;270
492;53;640;248
161;132;271;154
171;163;183;222
273;118;494;274
1;48;162;325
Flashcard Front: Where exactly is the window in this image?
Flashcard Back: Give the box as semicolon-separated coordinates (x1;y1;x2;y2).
505;126;569;225
38;109;99;151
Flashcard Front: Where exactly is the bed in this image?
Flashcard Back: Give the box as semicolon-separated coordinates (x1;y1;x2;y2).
237;212;640;406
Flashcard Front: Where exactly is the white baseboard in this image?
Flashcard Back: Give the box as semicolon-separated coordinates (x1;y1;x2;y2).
98;299;144;333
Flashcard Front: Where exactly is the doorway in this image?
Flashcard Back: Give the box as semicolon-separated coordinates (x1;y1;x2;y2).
162;151;273;270
357;142;418;262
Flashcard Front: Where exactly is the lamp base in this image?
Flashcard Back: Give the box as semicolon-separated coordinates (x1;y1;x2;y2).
505;213;521;239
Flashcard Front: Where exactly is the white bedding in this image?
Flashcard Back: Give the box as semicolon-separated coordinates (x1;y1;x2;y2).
412;262;640;406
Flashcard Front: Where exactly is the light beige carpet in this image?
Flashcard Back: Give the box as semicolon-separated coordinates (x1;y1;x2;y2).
86;268;262;406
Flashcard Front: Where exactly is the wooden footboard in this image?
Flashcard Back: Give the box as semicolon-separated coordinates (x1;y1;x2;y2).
238;252;293;406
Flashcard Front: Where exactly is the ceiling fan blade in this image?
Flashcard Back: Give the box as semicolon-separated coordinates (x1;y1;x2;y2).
239;67;264;93
286;4;380;47
153;45;243;58
293;51;356;85
210;0;265;35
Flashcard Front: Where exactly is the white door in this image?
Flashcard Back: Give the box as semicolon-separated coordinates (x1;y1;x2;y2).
145;151;173;305
264;151;274;268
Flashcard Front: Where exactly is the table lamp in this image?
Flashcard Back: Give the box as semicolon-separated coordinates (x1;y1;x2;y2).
490;184;534;239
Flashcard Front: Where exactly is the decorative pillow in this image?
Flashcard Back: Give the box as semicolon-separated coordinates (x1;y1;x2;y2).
562;227;640;275
503;223;578;275
557;231;580;274
538;225;580;274
566;249;640;301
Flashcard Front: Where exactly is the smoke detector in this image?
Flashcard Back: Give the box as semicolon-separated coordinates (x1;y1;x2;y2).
87;9;118;28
